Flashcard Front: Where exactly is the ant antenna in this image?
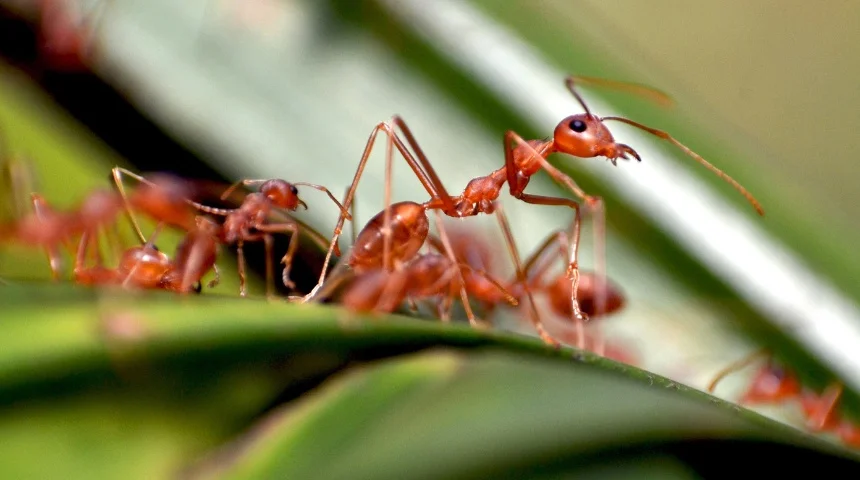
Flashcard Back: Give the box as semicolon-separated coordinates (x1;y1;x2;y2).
601;116;765;216
565;76;592;116
220;179;267;201
571;75;675;108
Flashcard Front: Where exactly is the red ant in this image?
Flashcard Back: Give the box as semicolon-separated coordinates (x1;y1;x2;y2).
0;193;80;280
335;206;518;323
441;219;626;352
440;222;635;362
708;350;860;449
313;76;762;345
73;215;220;294
122;172;351;298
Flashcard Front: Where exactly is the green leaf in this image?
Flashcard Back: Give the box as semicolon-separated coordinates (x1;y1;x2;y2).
190;349;860;480
2;284;854;478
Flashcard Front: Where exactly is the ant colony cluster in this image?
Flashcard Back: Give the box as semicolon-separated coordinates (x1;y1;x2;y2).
8;2;854;452
0;75;764;370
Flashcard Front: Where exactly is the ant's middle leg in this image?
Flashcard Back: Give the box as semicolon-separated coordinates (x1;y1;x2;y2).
255;221;300;293
31;194;64;281
492;202;560;347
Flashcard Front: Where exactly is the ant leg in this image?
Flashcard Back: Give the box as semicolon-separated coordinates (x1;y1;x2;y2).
255;222;299;292
389;115;457;213
437;292;455;321
431;209;481;327
73;230;91;278
111;167;148;243
263;233;275;298
512;193;587;348
382;120;396;272
31;194;63;280
236;240;248;297
521;230;569;285
306;122;392;300
493;203;559;347
706;348;770;394
503;128;608;321
207;263;221;289
803;383;844;432
309;250;354;302
347;186;358;245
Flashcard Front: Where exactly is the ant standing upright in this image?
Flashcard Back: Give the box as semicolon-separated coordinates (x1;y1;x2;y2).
310;75;762;347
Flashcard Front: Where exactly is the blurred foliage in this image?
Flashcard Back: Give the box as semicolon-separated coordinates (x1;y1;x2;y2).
0;0;859;477
1;283;860;479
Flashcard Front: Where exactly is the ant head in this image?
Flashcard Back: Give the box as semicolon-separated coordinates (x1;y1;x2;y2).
260;180;305;210
553;114;641;163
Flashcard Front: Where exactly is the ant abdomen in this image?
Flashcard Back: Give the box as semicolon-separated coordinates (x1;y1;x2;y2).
546;272;626;319
118;245;171;289
405;254;457;298
349;201;429;272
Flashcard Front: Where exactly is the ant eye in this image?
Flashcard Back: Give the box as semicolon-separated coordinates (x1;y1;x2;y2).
290;185;298;195
569;119;587;133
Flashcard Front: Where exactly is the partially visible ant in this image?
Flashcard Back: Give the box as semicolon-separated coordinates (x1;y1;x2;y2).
111;167;201;239
441;220;626;352
73;216;220;294
191;177;350;297
337;208;518;322
73;229;168;288
708;350;860;449
34;0;113;72
1;193;81;280
155;215;222;294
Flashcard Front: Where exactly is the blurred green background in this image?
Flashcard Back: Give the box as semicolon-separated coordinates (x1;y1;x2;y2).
0;0;859;472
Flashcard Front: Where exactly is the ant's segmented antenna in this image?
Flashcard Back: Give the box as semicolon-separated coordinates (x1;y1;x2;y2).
601;116;765;216
570;75;675;108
